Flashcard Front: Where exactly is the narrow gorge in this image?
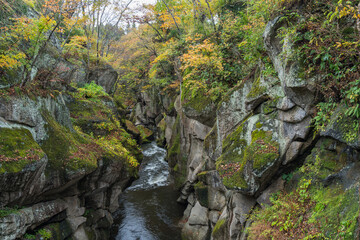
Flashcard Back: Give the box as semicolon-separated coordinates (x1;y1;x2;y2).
1;0;360;239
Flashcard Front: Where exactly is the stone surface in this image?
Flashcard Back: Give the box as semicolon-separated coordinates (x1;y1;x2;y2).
283;141;304;165
188;201;209;226
276;97;296;111
182;223;210;240
257;177;285;207
88;65;118;94
279;106;307;123
0;155;47;207
0;200;67;240
0;95;73;143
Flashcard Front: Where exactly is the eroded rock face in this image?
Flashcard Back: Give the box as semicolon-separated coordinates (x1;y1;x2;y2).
87;65;118;94
0;94;133;240
0;95;73;143
165;13;320;240
0;200;67;240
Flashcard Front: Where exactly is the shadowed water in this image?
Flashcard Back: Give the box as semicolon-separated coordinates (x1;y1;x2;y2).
110;142;185;240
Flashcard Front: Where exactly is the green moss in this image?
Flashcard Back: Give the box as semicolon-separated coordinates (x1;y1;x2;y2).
137;125;153;143
261;97;279;115
309;185;359;239
68;99;110;123
41;111;98;172
212;219;226;237
246;76;266;99
216;120;248;190
157;118;166;132
324;104;360;145
216;120;279;189
168;131;180;159
0;128;45;173
247;130;279;172
222;171;248;189
299;138;349;181
0;206;21;218
125;120;140;135
182;87;214;112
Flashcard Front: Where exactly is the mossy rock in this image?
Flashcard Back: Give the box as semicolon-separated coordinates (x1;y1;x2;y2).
212;218;227;239
156;118;166;147
181;86;219;127
41;221;72;240
219;81;245;106
136;125;153;143
168;131;180;160
0;128;45;174
216;121;248;190
247;129;280;173
261;97;279;115
216;119;279;192
41;111;99;172
125;120;140;136
308;185;359;239
68;99;111;132
322;104;360;148
246;75;266;100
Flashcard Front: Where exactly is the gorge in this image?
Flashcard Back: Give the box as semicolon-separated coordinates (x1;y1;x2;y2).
1;0;360;239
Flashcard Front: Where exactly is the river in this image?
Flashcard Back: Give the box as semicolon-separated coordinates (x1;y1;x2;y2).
110;142;185;240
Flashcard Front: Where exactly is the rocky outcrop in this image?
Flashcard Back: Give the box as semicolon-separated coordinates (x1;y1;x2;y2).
0;92;138;239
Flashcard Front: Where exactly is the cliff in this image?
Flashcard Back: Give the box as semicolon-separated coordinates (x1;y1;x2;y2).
133;15;360;240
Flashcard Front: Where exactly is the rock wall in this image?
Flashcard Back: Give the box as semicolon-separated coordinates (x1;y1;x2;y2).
0;92;138;240
135;15;360;240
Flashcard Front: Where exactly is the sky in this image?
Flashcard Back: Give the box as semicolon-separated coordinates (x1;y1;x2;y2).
129;0;158;8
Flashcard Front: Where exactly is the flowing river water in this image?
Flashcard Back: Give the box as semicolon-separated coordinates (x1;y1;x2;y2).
110;142;185;240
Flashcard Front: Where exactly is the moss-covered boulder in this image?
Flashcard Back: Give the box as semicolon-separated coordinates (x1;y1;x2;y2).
124;119;140;137
216;118;280;195
321;104;360;149
0;127;48;206
136;125;154;144
182;87;219;127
